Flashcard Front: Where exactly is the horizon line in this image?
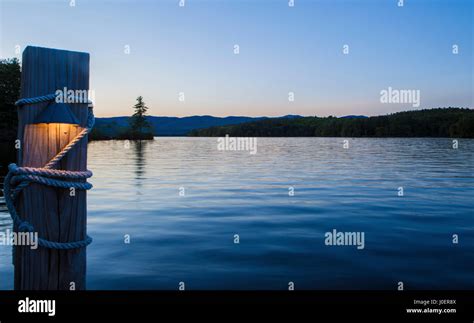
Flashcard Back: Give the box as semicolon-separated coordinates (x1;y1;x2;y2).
94;107;474;119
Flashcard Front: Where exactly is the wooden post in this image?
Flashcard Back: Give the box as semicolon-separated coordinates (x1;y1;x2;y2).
16;46;90;290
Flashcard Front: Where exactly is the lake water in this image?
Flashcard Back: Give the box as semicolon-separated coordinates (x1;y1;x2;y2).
1;137;473;290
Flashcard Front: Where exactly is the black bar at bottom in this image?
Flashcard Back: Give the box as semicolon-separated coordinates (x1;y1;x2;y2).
0;291;472;321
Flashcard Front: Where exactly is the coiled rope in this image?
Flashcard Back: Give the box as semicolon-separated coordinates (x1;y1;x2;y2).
3;93;94;250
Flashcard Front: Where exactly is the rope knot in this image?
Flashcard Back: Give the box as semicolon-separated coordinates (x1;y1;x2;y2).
8;163;19;174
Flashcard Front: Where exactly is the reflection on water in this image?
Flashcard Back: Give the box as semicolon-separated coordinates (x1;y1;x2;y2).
0;137;473;290
0;197;13;290
133;140;147;190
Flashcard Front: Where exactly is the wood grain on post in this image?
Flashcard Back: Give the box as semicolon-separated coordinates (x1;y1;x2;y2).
16;46;90;290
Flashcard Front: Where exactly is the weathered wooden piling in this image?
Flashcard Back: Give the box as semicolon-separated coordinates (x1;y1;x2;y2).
15;46;90;290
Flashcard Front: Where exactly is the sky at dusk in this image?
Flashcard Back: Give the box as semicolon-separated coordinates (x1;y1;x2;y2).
1;0;472;117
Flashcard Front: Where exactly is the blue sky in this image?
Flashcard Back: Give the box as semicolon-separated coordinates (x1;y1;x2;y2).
1;0;472;117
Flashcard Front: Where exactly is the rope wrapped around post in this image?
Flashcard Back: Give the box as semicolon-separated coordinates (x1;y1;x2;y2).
3;93;94;250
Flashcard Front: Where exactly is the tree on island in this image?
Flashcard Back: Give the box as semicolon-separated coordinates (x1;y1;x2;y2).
129;96;153;140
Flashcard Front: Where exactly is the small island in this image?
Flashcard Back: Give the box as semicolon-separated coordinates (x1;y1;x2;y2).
89;96;154;141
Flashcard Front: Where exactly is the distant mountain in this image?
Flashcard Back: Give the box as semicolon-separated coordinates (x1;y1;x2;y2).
91;115;302;138
340;115;368;119
188;108;474;138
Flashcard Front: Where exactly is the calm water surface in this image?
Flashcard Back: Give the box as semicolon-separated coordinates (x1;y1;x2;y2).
1;137;473;289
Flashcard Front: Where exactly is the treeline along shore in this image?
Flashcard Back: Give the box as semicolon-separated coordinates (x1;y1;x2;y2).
188;108;474;138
